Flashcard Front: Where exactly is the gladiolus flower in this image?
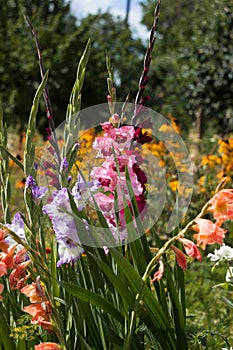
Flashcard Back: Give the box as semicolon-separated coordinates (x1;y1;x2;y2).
9;260;31;290
193;218;227;249
178;237;202;261
151;260;164;282
209;189;233;224
0;244;17;269
26;175;48;203
34;342;62;350
0;261;7;277
171;245;187;271
208;244;233;262
0;283;4;299
0;230;9;253
5;213;26;247
42;188;84;266
23;300;52;330
21;281;45;303
133;127;152;144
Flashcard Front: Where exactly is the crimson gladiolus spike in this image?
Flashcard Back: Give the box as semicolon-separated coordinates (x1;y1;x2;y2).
132;0;161;124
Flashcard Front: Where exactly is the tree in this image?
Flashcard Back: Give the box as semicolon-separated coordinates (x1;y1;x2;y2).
0;0;78;129
75;12;144;110
141;0;233;135
0;0;145;134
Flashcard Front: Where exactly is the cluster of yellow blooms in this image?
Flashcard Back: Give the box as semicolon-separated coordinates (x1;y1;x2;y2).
199;136;233;193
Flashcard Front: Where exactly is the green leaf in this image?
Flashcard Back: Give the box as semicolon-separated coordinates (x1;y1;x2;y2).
0;304;16;349
166;266;188;349
24;70;49;176
221;296;233;308
89;252;134;311
0;144;24;170
60;281;125;325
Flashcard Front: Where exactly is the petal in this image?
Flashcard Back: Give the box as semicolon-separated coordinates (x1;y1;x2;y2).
171;246;187;270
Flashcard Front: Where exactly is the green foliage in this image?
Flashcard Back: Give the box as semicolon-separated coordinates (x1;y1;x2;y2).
186;258;233;349
0;1;144;134
141;0;233;134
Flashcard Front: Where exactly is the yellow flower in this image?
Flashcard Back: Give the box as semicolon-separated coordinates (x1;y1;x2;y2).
159;124;173;133
169;180;179;192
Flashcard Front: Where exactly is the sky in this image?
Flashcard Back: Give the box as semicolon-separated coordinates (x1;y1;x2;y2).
70;0;149;40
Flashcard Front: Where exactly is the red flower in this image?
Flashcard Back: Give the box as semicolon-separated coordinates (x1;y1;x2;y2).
171;245;187;271
133;127;152;144
178;237;202;261
209;189;233;224
151;260;164;282
192;218;227;249
34;342;62;350
0;283;4;299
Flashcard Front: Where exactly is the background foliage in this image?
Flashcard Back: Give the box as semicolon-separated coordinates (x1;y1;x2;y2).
0;0;144;133
141;0;233;135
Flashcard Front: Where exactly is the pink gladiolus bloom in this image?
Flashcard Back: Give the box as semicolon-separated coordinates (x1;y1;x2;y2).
171;245;187;271
178;237;202;261
209;189;233;224
34;342;62;350
151;260;164;282
193;218;227;249
92;124;135;157
94;192;114;213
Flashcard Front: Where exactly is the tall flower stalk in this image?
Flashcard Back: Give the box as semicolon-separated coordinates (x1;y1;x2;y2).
132;0;161;124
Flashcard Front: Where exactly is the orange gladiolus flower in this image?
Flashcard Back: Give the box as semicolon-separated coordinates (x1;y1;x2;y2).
23;300;52;324
0;244;17;269
0;230;9;253
209;189;233;224
23;277;54;332
0;261;7;277
9;260;31;290
21;277;45;302
34;342;62;350
193;218;227;249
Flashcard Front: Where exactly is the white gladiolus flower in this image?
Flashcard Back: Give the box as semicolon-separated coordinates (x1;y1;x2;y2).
207;244;233;262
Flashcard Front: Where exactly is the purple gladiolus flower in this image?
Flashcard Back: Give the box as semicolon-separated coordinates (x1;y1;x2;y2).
5;213;26;247
32;186;48;200
72;174;101;211
57;240;83;267
25;175;36;188
42;188;85;265
60;158;68;172
25;175;48;203
43;188;78;242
